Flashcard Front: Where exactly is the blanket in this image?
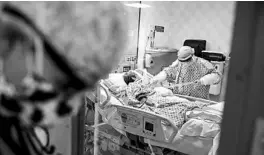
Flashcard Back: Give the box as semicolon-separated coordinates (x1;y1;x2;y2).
125;82;210;128
103;78;212;128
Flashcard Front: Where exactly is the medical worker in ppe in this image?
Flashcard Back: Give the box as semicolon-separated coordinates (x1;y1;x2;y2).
150;46;222;99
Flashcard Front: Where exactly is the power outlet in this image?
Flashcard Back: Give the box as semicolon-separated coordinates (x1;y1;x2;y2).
125;56;136;62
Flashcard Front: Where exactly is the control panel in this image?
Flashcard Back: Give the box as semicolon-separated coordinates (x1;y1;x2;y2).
105;106;177;143
143;117;156;137
115;111;157;138
112;110;157;138
119;111;141;128
112;55;136;73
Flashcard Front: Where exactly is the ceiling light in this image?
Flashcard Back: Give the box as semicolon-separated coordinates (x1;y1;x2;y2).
124;3;151;8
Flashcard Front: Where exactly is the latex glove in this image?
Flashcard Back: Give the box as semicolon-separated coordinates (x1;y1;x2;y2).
200;73;221;85
200;78;207;85
194;77;213;86
149;71;167;85
194;79;203;85
195;77;214;86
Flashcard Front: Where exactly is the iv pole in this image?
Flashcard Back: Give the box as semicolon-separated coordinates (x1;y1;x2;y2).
93;85;100;155
136;1;142;69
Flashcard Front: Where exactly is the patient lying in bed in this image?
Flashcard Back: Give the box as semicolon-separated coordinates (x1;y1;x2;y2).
106;71;210;128
105;71;177;99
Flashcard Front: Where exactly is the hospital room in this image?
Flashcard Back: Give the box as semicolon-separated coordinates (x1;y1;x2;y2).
0;1;263;155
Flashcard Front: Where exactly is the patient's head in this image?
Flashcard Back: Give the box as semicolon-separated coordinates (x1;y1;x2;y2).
123;71;137;85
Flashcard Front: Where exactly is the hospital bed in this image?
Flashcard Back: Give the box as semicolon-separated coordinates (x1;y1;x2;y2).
85;69;223;155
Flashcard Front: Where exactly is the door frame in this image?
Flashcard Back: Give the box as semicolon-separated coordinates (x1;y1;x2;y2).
219;2;264;155
71;98;85;155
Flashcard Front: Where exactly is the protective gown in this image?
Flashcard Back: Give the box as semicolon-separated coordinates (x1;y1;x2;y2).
163;56;222;99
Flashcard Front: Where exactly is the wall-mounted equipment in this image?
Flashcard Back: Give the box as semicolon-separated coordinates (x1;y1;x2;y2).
183;39;206;58
201;51;229;96
143;25;178;71
209;61;225;95
145;49;178;75
146;25;165;49
144;54;154;68
202;52;227;62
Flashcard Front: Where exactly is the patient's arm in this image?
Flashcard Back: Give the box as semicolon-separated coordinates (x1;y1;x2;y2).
125;83;141;106
125;82;155;106
154;87;173;97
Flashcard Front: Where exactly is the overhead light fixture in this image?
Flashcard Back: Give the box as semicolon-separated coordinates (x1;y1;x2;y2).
124;3;151;8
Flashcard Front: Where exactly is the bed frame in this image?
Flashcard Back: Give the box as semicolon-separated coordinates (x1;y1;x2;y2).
85;69;220;155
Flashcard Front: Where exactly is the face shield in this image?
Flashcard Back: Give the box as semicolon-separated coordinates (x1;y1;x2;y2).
177;46;195;62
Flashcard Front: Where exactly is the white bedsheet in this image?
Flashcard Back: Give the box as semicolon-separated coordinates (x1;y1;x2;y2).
179;119;220;138
208;132;220;155
183;102;224;155
87;83;224;155
186;102;224;124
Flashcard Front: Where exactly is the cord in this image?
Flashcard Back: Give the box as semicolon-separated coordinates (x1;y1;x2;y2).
0;117;30;155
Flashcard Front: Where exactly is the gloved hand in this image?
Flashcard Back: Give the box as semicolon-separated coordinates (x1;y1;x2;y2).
194;78;208;85
149;71;167;85
200;73;221;85
149;77;159;85
194;79;203;85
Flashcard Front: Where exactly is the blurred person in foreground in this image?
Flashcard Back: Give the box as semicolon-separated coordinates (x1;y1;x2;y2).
0;2;128;155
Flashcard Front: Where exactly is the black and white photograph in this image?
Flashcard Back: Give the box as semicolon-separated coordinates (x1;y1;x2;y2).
0;1;263;155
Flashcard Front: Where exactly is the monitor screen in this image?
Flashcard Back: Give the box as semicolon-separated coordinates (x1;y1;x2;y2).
145;122;154;132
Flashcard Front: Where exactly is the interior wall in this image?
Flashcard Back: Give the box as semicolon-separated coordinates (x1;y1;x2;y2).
122;1;140;55
137;1;236;68
112;1;140;73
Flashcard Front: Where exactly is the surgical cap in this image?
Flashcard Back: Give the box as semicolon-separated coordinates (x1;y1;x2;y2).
178;46;194;61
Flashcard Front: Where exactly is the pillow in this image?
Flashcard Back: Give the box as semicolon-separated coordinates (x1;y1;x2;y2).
108;73;127;87
103;73;127;94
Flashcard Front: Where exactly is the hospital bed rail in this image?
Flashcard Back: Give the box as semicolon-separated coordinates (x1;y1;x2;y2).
88;82;218;144
85;69;220;155
86;81;179;144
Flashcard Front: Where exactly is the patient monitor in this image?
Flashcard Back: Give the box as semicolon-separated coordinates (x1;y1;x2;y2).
143;117;156;137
